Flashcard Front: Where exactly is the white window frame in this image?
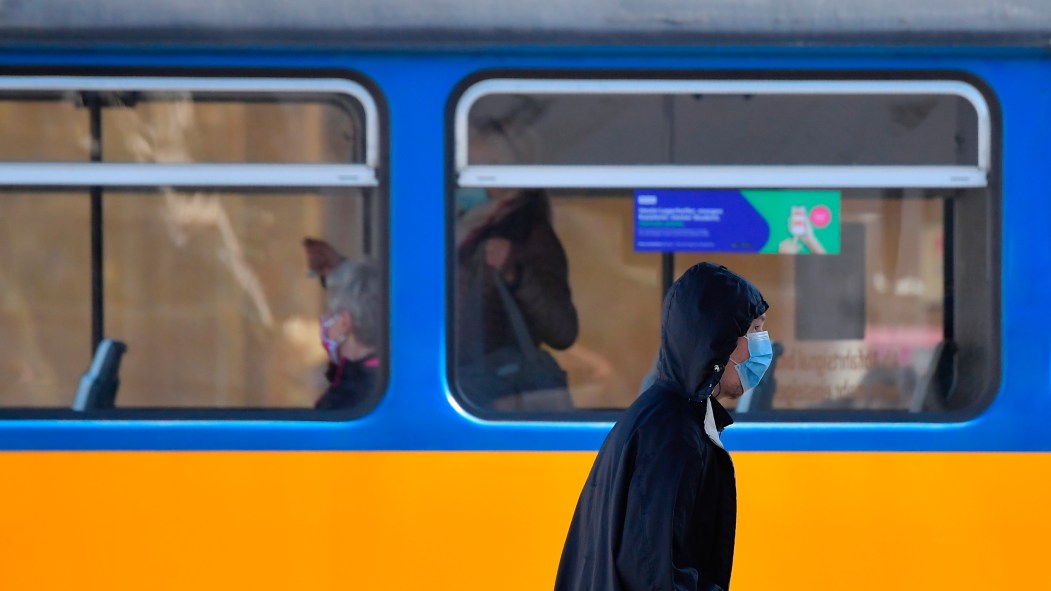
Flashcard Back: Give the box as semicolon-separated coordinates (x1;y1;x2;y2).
454;79;991;189
0;76;380;188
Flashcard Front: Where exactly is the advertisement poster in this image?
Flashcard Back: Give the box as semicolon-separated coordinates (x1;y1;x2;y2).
634;189;841;254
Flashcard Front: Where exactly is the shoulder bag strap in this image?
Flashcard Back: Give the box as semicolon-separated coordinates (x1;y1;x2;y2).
491;268;542;362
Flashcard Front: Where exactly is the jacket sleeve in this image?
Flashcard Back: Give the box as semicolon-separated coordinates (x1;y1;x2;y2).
508;221;579;350
672;452;723;591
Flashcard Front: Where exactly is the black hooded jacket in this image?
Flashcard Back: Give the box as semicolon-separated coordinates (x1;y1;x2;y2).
554;263;768;591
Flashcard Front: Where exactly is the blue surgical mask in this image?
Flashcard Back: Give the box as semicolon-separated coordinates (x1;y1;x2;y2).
731;331;773;394
455;187;489;215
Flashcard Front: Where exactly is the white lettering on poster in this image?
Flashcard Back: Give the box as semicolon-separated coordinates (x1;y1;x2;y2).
637;207;725;223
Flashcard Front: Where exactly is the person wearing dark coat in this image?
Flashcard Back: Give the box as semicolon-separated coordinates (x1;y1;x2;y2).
451;121;579;410
314;352;380;411
455;188;578;356
555;262;771;591
454;185;579;411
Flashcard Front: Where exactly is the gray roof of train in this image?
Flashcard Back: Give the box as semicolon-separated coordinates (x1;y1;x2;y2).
1;0;1049;48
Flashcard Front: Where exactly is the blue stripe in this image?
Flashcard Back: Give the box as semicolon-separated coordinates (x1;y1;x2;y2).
0;48;1045;452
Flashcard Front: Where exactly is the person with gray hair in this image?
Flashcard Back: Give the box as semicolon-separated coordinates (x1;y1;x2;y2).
304;245;382;411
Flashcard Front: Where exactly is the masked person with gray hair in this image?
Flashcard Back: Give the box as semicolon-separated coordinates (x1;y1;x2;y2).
555;262;771;591
307;250;382;411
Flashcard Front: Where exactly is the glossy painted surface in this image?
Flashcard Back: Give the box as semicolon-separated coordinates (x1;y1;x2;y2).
1;451;1049;590
0;48;1046;452
0;43;1046;591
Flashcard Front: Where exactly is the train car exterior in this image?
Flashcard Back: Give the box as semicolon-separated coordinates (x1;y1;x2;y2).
0;1;1048;589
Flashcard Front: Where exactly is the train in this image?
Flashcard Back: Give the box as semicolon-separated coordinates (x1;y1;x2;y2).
0;0;1048;589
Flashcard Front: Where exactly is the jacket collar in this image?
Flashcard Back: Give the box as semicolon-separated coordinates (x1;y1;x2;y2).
653;378;735;432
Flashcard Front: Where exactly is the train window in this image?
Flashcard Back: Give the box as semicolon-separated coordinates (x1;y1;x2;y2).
450;77;997;420
0;77;386;414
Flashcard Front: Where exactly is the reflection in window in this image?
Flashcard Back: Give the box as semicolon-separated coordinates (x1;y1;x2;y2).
0;91;365;164
453;79;997;418
531;187;993;415
0;193;91;406
0;188;379;409
0;79;384;411
674;191;967;412
466;91;979;166
103;97;363;164
104;189;374;408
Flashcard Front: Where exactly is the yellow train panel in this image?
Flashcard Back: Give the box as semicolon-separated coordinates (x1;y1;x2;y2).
0;451;1047;590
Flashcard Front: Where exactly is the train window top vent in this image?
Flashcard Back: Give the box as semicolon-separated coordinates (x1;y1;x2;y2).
455;79;990;190
0;77;380;188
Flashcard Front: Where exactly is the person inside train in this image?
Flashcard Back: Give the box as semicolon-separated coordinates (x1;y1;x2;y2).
454;121;579;411
301;121;578;412
303;241;382;411
556;262;770;591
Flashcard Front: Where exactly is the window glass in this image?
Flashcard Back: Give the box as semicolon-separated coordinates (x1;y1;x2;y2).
0;99;91;161
103;96;363;163
467;92;979;166
673;190;964;412
0;79;385;413
452;79;996;419
0;192;91;406
0;188;380;409
0;91;365;163
545;195;661;409
104;189;374;408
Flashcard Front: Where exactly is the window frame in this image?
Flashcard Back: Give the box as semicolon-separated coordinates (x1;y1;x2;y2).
446;70;1001;424
454;78;991;190
0;75;381;187
0;72;390;420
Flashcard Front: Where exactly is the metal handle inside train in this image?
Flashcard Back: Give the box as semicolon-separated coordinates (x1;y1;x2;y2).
72;339;128;411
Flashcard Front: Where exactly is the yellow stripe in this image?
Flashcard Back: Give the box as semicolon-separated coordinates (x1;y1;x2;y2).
0;451;1047;590
735;452;1051;590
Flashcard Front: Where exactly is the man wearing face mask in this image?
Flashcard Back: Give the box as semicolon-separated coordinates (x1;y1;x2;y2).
314;258;382;411
555;262;770;591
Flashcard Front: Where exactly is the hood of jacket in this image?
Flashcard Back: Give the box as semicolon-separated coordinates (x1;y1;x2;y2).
656;262;769;399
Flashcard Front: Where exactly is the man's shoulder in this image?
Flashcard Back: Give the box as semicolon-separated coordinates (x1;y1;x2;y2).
592;390;709;482
631;382;696;416
613;386;704;443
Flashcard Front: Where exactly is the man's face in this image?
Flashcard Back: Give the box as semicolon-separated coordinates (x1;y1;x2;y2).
715;313;767;399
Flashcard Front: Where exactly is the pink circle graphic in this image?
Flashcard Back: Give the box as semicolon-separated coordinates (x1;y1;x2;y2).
810;205;832;229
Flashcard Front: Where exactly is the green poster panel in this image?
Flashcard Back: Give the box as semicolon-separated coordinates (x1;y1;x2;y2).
742;190;841;255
